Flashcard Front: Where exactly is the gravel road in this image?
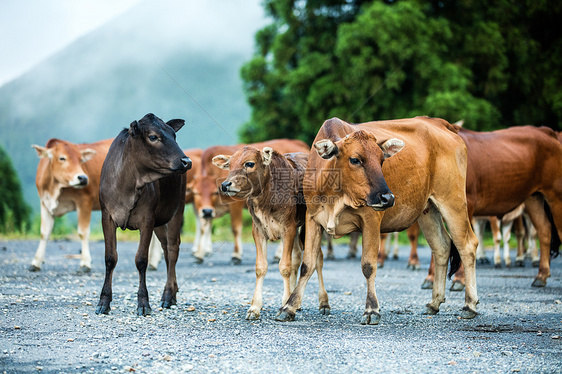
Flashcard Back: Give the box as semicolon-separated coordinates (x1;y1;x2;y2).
1;239;561;374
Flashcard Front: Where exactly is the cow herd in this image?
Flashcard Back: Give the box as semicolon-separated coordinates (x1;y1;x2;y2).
30;113;562;324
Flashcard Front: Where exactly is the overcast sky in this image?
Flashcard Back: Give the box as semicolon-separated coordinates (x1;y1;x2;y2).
0;0;266;87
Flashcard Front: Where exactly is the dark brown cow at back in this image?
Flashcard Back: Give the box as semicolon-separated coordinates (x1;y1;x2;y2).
276;116;479;325
95;113;191;316
31;138;113;272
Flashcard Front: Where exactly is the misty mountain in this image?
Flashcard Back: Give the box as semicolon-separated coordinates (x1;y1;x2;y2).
0;0;263;209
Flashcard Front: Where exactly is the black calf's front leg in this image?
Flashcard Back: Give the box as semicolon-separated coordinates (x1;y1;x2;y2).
96;215;118;315
135;228;154;316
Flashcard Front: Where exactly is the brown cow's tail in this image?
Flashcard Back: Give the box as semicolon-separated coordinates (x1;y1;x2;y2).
545;202;561;258
448;242;461;279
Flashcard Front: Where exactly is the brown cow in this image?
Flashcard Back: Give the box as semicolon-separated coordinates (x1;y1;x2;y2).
30;138;113;272
192;140;310;264
148;148;203;270
423;125;562;289
213;147;324;320
95;114;191;316
276;117;479;324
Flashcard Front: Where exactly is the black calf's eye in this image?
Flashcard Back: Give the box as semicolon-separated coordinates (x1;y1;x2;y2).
245;162;255;168
349;157;361;165
148;135;158;142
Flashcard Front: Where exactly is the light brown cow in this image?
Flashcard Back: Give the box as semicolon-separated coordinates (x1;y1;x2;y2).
213;147;323;320
30;138;113;272
192;140;310;264
276;116;479;324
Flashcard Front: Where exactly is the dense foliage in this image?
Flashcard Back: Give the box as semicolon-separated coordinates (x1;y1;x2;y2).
0;145;31;233
241;0;562;144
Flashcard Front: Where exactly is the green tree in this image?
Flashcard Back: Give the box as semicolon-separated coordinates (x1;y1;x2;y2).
0;145;31;233
241;0;562;144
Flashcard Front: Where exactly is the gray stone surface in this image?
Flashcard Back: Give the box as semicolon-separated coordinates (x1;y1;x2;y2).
0;239;561;373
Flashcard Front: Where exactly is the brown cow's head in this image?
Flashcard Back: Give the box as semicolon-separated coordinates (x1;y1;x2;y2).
314;130;404;211
212;146;271;199
32;140;96;188
127;113;191;177
192;174;222;219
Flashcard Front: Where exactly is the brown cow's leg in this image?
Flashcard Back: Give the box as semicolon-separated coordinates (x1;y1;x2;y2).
230;202;244;265
279;226;297;306
407;223;420;270
96;212;118;315
247;224;268;320
348;232;360;259
30;204;55;271
378;233;388;268
438;202;479;318
473;218;489;265
290;235;302;293
361;218;382;325
135;226;154;316
525;195;552;287
76;202;93;272
514;216;526;266
324;232;335;260
316;246;330;314
276;215;324;321
418;205;450;315
422;254;435;289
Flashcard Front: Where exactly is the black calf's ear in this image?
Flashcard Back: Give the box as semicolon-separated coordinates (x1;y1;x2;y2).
129;120;140;138
166;119;185;133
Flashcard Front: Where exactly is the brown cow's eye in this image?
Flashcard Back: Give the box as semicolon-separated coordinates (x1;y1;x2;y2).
245;162;255;168
59;157;66;162
349;157;361;165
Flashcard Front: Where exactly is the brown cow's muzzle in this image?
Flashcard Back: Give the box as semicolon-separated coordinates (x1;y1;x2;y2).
367;191;395;211
70;174;89;188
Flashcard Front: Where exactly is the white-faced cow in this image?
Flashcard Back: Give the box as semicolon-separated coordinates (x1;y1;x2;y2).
213;147;327;320
276;116;479;324
31;138;113;272
95;113;191;316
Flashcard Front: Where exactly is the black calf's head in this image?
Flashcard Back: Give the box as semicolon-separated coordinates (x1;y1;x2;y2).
128;113;191;174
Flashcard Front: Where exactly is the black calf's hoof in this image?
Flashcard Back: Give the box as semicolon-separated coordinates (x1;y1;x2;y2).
275;309;295;322
531;278;547;287
460;306;477;319
231;257;242;265
161;299;176;309
360;312;381;325
95;305;110;315
137;306;152;316
28;265;41;272
421;280;434;290
450;281;465;292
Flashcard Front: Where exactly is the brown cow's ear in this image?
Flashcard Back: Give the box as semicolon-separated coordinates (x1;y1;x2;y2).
80;148;97;163
166;119;185;133
32;144;52;159
212;155;231;170
379;138;405;159
262;147;273;165
129;120;140;138
314;139;339;159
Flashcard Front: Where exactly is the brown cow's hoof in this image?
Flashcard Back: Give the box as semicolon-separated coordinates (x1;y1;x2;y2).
531;278;547;287
193;257;204;264
515;260;524;267
408;263;420;271
460;306;477;319
345;253;355;260
377;262;384;269
450;281;465;292
360;311;381;325
494;263;502;269
325;253;336;260
275;308;295;322
231;257;242;265
137;306;152;316
532;261;539;268
423;304;439;315
319;306;331;315
245;310;261;320
95;304;110;315
148;264;158;271
78;266;91;274
28;265;41;272
392;254;399;260
272;256;281;264
421;279;433;289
